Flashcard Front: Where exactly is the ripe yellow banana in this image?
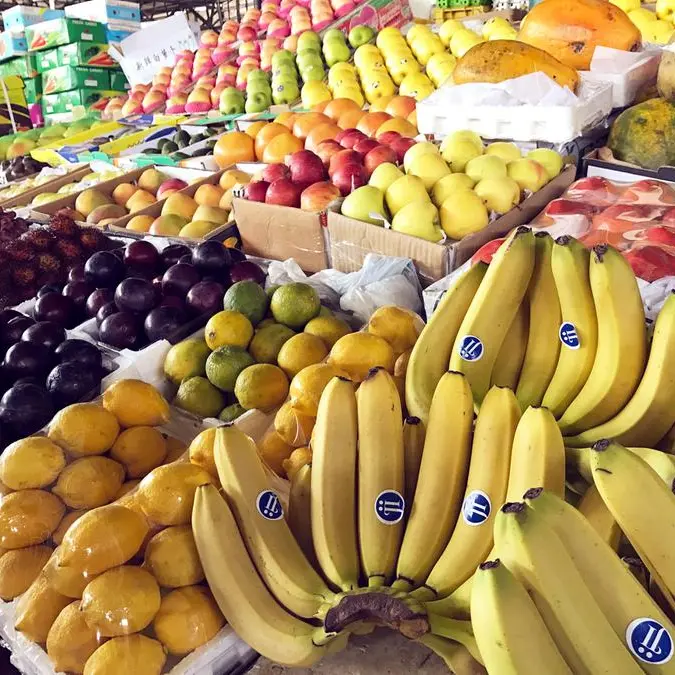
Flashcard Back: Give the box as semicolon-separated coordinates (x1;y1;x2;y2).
565;293;675;448
577;484;621;551
491;302;528;390
395;371;473;592
515;232;561;411
423;386;521;598
405;262;487;427
288;464;317;568
424;576;473;620
416;635;485;675
495;502;644;675
471;559;572;675
505;405;565;502
357;368;405;587
192;484;340;667
542;236;598;417
311;376;360;591
449;227;536;405
213;426;333;618
591;441;675;602
403;416;425;508
558;245;647;434
426;615;484;664
526;488;675;675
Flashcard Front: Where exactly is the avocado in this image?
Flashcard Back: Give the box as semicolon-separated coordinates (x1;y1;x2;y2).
161;141;179;155
157;137;171;151
171;151;189;160
175;130;191;148
190;147;210;157
191;133;207;144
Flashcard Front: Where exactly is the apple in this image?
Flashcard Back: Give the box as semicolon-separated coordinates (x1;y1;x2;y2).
341;185;387;224
377;130;402;146
439;191;489;239
246;181;270;202
364;145;398;177
348;25;376;48
391;199;443;242
157;178;188;199
286;149;327;184
262;164;291;183
329;149;363;177
300;181;341;211
332;163;367;196
315;140;343;167
390;137;417;164
246;90;272;113
266;178;304;207
369;162;403;192
474;177;521;214
219;87;245;114
272;81;300;105
323;40;351;66
353;138;380;156
339;130;368;150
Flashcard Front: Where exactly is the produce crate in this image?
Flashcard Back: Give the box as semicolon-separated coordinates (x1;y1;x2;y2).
584;147;675;186
57;42;117;68
42;65;111;95
25;18;107;52
35;49;58;73
0;164;92;209
0;54;38;79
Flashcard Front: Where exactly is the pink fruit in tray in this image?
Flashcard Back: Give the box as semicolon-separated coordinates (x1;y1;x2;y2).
185;88;212;113
192;60;214;80
200;29;219;47
279;0;296;16
121;98;143;116
237;23;258;42
211;85;225;108
617;179;675;205
268;18;291;37
157;179;188;199
259;11;277;29
312;18;333;30
566;176;621;208
142;87;167;113
283;34;299;51
174;50;194;64
165;94;188;114
331;0;355;17
212;45;233;65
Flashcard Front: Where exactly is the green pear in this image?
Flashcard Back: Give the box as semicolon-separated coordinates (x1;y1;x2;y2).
369;162;403;193
391;199;443;242
474;176;521;214
341;186;387;225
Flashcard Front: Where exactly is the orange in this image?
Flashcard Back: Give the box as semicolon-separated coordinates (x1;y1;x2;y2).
213;132;255;168
254;123;291;160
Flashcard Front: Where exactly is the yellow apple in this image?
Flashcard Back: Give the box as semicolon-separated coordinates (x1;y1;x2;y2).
439;191;489;239
410;35;445;66
376;27;407;52
362;71;396;103
391;199;443;242
507;159;549;193
403;141;440;173
610;0;640;13
628;8;658;32
474;177;521;214
426;53;457;86
486;142;521;163
385;175;430;215
442;129;483;154
449;29;483;58
439;19;464;47
465;154;507;182
353;44;383;69
398;72;435;101
407;153;451;190
488;26;518;40
302;81;332;108
406;24;433;45
657;0;675;21
332;84;365;107
385;54;422;85
641;19;675;44
526;149;563;180
431;173;475;206
481;16;513;39
369;162;404;192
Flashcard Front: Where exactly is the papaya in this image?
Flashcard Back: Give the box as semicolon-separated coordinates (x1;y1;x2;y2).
607;98;675;170
518;0;641;71
453;40;579;92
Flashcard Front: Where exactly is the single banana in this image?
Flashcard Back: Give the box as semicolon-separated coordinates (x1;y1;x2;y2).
449;227;536;406
357;368;405;587
311;376;360;591
394;371;474;592
423;386;521;598
213;426;333;618
424;576;473;620
576;484;621;551
192;484;337;667
471;559;572;675
505;405;565;502
526;487;675;675
591;440;675;601
490;302;528;390
542;236;598;417
558;245;647;434
288;464;317;568
565;292;675;448
406;261;487;427
403;416;425;508
427;615;484;665
416;635;487;675
515;232;562;410
495;502;644;675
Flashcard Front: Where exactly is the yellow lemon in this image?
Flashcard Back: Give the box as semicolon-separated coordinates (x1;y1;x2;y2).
102;380;170;428
47;601;103;674
52;509;88;546
274;402;315;447
14;571;70;643
282;446;313;481
205;310;254;350
53;457;125;510
303;315;352;349
83;635;166;675
367;305;421;355
258;431;294;475
0;489;65;549
0;545;52;600
288;363;343;416
328;333;395;382
277;333;328;378
48;404;120;456
143;525;204;588
188;427;218;478
0;437;65;490
234;364;289;412
110;426;168;478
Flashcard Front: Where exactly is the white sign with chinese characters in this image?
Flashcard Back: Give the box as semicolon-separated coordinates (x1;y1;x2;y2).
108;13;199;87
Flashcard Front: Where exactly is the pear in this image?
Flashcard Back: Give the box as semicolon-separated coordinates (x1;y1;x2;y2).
465;154;507;183
341;186;387;225
439;190;489;239
440;134;483;172
526;149;563;181
474;177;521;214
431;173;475;206
485;142;521;163
385;175;429;215
391;199;443;242
407;153;451;190
403;141;439;173
369;163;404;193
507;159;549;193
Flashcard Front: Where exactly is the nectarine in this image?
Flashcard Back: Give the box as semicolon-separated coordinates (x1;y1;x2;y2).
312;100;331;113
385;96;417;119
244;121;269;138
357;112;393;138
162;193;198;220
214;131;256;168
324;98;361;122
337;108;366;130
220;169;252;191
126;189;156;213
305;123;341;154
126;215;154;233
194;183;225;207
255;123;292;160
112;183;138;207
262;133;304;164
275;111;298;130
369;96;394;113
376;117;418;139
292;113;331;141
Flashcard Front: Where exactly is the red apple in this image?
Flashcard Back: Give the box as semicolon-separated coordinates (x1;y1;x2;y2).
339;130;367;150
376;130;402;146
265;178;303;208
390;137;417;164
157;178;188;199
286;150;327;184
246;180;270;202
364;145;398;177
335;128;360;144
315;140;343;167
353;138;380;156
300;181;341;212
329;149;363;178
544;199;597;217
262;163;291;183
332;164;367;196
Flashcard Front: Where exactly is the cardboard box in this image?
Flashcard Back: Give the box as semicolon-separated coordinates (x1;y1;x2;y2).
22;76;41;103
584;147;675;186
58;42;116;68
2;7;65;33
0;164;92;209
35;48;59;73
65;0;141;25
41;87;124;114
0;33;28;62
328;163;578;284
109;69;128;91
232;198;330;273
106;27;139;44
0;75;31;133
323;0;413;36
42;65;110;94
0;54;37;79
26;18;106;52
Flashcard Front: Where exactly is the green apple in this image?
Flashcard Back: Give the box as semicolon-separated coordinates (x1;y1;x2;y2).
348;24;376;48
246;91;272;113
247;68;269;83
272;62;297;80
247;81;272;96
272;81;300;105
297;31;321;51
323;29;346;44
341;186;387;225
272;72;299;90
272;49;295;66
301;63;325;83
391;199;443;242
323;41;351;67
219;87;246;114
296;49;323;71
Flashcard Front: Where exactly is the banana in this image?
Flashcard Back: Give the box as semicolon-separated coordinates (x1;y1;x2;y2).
470;559;572;675
591;440;675;601
416;635;487;675
565;292;675;448
525;488;675;675
213;426;333;618
311;376;360;591
558;245;647;434
495;502;644;675
505;405;565;502
288;464;317;568
423;386;521;598
424;576;473;620
490;302;528;390
406;262;487;427
515;232;562;410
357;367;405;587
403;416;425;508
426;615;484;664
576;484;621;550
449;227;536;406
394;371;473;592
192;484;339;667
542;236;598;417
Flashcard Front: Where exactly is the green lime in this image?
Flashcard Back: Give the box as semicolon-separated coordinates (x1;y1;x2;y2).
270;283;321;330
223;281;268;326
249;323;296;363
205;345;256;392
163;338;211;386
218;403;247;422
173;376;225;418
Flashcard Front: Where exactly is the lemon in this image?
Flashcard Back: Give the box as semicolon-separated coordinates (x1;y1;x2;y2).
270;282;321;329
218;402;246;422
0;437;66;490
0;489;65;549
174;376;226;417
0;545;52;600
81;566;161;637
188;427;217;477
48;404;120;456
83;635;166;675
163;338;211;386
289;363;344;415
59;504;149;575
258;431;294;475
249;323;295;363
44;548;96;598
143;525;204;588
304;315;351;348
115;480;140;499
234;364;289;412
153;585;224;655
282;446;312;481
14;571;70;644
367;305;421;355
47;601;102;674
110;426;167;478
274;402;315;447
329;333;395;382
205;310;254;350
137;463;214;526
103;379;170;428
53;457;125;510
52;509;88;546
277;333;328;378
205;345;255;392
165;436;187;463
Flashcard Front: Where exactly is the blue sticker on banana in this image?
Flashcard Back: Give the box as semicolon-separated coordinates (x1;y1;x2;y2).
375;490;405;525
462;490;491;526
457;335;484;362
559;321;580;349
626;618;673;665
256;490;284;521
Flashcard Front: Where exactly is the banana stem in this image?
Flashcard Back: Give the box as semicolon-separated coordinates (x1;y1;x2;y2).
427;614;484;666
417;634;487;675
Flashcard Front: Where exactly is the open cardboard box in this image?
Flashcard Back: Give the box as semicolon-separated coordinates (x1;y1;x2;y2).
584;147;675;186
328;163;577;285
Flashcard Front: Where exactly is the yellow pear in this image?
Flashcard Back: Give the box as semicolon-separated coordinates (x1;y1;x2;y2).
526;149;563;180
485;141;521;163
369;162;404;193
431;173;476;206
465;154;507;182
439;190;489;239
385;175;430;215
407;153;451;190
439;19;464;47
449;29;483;58
474;177;521;214
507;159;550;192
391;199;443;242
403;141;439;173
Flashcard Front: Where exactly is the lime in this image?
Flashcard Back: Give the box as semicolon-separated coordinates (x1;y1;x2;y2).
270;283;321;329
174;377;225;418
205;346;255;392
218;403;247;422
249;323;296;364
163;339;211;386
223;281;268;326
234;364;289;412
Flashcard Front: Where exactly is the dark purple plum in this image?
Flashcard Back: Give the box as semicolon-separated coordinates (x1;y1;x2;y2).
55;339;103;368
3;341;52;379
84;250;125;288
2;316;35;345
86;288;114;318
96;301;118;327
161;244;191;270
47;362;100;407
186;280;225;316
0;382;54;440
227;247;246;263
34;292;74;328
191;241;231;279
114;277;157;314
162;263;201;299
178;254;192;265
124;240;160;275
68;264;86;283
37;283;62;297
228;260;265;285
0;309;22;329
99;311;143;349
63;280;94;313
144;306;184;343
158;294;187;318
21;321;66;351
